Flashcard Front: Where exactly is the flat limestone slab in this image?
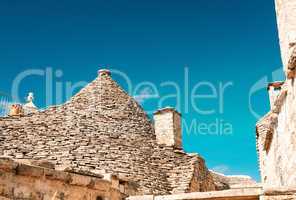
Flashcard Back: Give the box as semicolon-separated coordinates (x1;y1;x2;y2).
128;187;262;200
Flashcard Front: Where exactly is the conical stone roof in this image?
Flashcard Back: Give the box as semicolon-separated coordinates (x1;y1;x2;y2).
0;69;215;195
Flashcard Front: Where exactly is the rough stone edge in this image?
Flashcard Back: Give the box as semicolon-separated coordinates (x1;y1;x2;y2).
0;157;120;189
153;107;181;116
264;187;296;196
287;46;296;79
127;187;263;200
255;82;288;180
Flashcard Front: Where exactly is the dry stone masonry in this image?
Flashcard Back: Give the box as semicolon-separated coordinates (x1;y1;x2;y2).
0;69;216;197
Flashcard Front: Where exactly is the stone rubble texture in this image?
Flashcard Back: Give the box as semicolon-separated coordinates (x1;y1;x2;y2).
0;71;216;196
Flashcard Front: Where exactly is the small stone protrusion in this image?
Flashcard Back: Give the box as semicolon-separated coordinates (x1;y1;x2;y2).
287;46;296;79
98;69;111;77
9;104;24;116
267;82;284;109
23;92;38;114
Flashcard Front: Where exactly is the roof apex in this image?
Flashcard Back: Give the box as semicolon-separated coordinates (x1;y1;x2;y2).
98;69;111;76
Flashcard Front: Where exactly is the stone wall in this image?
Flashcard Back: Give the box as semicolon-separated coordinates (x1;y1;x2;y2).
261;187;296;200
127;187;262;200
275;0;296;76
127;187;296;200
187;157;215;193
262;196;296;200
256;80;296;187
0;158;125;200
256;0;296;190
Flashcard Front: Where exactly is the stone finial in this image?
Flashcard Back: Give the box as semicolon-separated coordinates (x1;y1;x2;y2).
98;69;111;77
23;92;38;114
27;92;34;103
153;107;182;149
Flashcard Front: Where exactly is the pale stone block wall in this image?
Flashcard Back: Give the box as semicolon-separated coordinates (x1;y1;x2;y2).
173;111;182;149
0;158;125;200
275;0;296;71
154;111;175;146
257;0;296;190
275;0;296;78
258;80;296;187
261;196;296;200
261;187;296;200
127;187;262;200
154;108;182;149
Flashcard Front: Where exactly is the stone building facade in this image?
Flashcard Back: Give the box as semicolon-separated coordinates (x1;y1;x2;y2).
255;0;296;199
275;0;296;78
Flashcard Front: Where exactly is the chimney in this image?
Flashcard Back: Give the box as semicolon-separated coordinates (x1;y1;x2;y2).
267;82;284;108
153;107;182;149
9;104;24;116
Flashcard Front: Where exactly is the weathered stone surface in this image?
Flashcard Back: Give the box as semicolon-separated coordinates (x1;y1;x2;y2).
256;80;296;187
267;82;284;109
261;187;296;200
262;196;296;200
0;158;125;200
154;108;182;149
210;171;258;191
275;0;296;77
0;70;215;195
128;187;262;200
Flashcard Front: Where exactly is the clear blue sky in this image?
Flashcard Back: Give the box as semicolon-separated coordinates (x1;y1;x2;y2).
0;0;284;181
